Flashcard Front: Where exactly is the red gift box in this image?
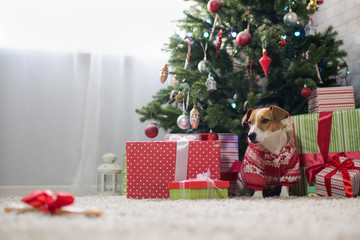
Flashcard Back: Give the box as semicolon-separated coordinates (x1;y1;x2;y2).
308;86;355;113
126;140;220;199
165;133;239;195
315;156;360;197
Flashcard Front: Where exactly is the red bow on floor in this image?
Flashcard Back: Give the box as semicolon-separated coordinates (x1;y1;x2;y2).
21;190;74;214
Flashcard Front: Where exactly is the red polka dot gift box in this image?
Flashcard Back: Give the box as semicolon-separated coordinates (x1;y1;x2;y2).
126;140;221;199
165;133;239;196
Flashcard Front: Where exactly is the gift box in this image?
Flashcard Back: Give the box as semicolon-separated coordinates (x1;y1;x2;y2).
292;109;360;167
126;140;220;199
308;86;355;113
291;109;360;196
169;180;229;200
165;133;239;196
315;156;360;197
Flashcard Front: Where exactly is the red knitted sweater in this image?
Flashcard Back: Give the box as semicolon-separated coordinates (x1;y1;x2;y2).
238;122;301;191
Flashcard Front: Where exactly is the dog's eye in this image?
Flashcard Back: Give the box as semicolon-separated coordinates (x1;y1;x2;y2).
262;119;270;124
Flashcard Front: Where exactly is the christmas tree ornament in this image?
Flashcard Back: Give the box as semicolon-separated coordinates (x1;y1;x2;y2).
177;114;190;130
175;92;184;103
259;50;272;76
243;101;248;111
283;11;298;26
279;39;286;46
198;59;211;73
208;130;218;140
190;106;200;129
184;36;192;70
317;0;324;5
145;123;159;138
209;15;219;41
305;16;316;37
207;0;222;14
198;42;211;73
283;0;298;27
307;0;317;11
215;29;223;58
236;30;252;47
301;85;312;98
205;73;217;91
170;90;177;100
160;64;168;84
305;22;316;36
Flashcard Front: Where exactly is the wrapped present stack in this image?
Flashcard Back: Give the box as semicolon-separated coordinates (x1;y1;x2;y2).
292;92;360;197
166;133;239;196
308;86;355;113
126;138;221;199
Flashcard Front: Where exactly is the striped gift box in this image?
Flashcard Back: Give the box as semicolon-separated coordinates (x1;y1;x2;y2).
291;109;360;196
292;109;360;159
308;86;355;113
316;157;360;197
165;133;239;196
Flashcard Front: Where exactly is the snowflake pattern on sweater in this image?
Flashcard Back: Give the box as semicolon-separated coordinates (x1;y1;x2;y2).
238;121;301;191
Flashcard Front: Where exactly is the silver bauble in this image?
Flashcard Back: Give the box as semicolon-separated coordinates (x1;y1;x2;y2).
283;11;298;26
177;114;190;130
198;59;211;73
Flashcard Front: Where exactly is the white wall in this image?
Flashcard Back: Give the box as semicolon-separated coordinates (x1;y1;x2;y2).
312;0;360;103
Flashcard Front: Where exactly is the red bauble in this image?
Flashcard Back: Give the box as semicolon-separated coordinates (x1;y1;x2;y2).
259;51;272;76
301;86;312;98
317;0;324;5
208;131;218;140
145;124;159;138
279;39;286;46
207;0;222;13
236;31;252;47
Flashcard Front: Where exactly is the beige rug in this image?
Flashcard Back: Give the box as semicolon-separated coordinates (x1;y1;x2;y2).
1;195;359;240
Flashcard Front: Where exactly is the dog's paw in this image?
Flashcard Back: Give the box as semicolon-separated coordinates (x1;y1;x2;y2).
279;186;289;198
252;191;263;198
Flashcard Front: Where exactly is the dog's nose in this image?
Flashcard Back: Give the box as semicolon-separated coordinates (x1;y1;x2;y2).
248;132;257;142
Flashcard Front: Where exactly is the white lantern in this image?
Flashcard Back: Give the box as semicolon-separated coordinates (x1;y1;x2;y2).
205;73;217;91
305;22;316;37
97;153;122;195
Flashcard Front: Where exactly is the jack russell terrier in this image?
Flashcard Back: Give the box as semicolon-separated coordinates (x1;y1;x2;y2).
237;105;301;198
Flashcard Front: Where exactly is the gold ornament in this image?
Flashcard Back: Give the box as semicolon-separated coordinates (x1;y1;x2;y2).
160;64;168;84
190;106;200;129
307;0;317;11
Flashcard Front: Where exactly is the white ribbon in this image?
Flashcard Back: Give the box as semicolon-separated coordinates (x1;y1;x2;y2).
169;135;197;181
178;169;221;199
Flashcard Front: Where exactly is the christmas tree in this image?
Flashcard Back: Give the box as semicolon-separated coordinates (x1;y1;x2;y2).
136;0;348;155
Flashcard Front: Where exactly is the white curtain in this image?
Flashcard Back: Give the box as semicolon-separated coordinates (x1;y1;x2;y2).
0;0;192;194
0;49;169;194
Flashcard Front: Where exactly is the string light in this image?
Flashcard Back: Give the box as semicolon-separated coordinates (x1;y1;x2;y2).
203;32;210;38
294;31;301;37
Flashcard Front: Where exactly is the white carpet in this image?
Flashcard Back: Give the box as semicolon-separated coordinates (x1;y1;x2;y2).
1;195;360;240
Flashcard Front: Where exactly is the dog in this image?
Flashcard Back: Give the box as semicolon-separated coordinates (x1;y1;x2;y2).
237;105;301;198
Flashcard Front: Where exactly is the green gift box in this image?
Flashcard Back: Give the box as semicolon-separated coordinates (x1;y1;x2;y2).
290;109;360;196
292;108;360;166
169;180;229;200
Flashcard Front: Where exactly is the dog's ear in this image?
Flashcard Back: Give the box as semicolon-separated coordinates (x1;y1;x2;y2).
242;109;253;126
270;105;289;122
